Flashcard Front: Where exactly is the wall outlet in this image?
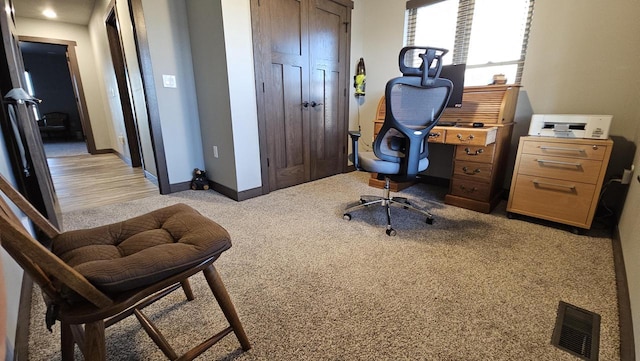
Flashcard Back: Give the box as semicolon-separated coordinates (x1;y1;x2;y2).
213;145;219;158
621;165;634;184
117;134;125;145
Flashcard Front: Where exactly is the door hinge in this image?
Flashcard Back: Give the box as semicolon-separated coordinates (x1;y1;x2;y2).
267;158;270;167
343;22;349;33
262;82;265;93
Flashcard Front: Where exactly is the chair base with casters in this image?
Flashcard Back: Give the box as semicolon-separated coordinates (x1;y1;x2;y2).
343;176;434;236
0;174;251;361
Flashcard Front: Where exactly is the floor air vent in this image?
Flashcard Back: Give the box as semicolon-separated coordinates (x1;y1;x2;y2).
551;301;601;361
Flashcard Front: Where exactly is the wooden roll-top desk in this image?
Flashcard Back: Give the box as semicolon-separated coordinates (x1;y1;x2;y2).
370;84;520;213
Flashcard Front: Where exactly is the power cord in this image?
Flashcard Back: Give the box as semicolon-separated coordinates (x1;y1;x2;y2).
597;178;622;221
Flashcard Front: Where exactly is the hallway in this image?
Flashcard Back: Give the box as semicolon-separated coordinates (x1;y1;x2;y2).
48;152;158;213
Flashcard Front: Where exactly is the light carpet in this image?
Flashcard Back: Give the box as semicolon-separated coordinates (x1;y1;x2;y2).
28;172;619;360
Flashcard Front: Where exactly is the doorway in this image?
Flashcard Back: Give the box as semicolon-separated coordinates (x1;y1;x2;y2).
18;37;97;158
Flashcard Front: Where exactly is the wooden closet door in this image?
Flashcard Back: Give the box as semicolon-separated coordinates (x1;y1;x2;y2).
308;0;348;180
262;0;311;190
252;0;351;192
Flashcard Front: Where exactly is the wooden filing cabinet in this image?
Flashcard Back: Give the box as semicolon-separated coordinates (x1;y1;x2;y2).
507;136;613;230
370;84;519;213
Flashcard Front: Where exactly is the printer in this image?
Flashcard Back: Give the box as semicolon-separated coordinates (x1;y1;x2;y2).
528;114;612;139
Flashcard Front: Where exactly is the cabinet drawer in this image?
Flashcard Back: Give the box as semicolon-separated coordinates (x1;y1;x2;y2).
509;174;596;226
454;144;496;163
453;160;493;182
444;127;497;146
428;129;445;143
521;140;608;161
516;154;603;184
449;178;491;201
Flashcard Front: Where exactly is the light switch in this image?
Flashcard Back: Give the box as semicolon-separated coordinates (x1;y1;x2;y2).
162;74;177;88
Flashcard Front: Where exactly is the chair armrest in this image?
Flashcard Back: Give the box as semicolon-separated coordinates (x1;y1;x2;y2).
348;131;361;170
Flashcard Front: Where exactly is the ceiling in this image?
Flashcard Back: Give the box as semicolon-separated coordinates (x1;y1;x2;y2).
13;0;97;25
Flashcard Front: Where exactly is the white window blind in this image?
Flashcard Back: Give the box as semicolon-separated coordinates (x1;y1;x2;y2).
405;0;534;85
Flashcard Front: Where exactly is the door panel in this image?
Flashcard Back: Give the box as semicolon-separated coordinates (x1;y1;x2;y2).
264;0;310;190
0;0;60;227
309;0;348;179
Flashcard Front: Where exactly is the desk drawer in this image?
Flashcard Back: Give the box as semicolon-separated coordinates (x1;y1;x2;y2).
517;154;603;184
509;174;595;226
521;140;609;161
428;129;445;143
444;127;497;146
454;144;496;163
374;122;445;143
453;160;493;182
449;178;491;201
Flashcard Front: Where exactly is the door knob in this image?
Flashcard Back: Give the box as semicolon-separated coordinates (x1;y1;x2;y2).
310;101;323;107
302;101;309;108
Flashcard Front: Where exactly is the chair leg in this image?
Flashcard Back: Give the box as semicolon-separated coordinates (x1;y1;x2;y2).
83;321;106;361
203;265;251;351
181;279;195;301
60;322;75;361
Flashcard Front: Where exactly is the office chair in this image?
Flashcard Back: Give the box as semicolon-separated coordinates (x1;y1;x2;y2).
343;46;453;236
0;174;250;360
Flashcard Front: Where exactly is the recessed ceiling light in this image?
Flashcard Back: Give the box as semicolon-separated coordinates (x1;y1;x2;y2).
42;9;57;18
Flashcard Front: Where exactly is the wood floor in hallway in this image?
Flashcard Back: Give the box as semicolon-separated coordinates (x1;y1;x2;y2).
48;153;159;213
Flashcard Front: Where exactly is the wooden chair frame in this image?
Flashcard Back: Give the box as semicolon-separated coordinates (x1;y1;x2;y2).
0;174;250;360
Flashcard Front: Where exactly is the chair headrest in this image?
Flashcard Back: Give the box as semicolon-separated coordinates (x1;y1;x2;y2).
398;46;449;86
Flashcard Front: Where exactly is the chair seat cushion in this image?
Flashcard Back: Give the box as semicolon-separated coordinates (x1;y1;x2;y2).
354;151;429;175
52;203;231;293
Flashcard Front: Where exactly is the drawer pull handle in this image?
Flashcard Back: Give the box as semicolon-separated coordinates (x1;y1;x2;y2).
456;134;475;142
464;147;484;156
539;146;586;153
462;166;481;175
532;179;577;192
536;159;582;168
458;185;478;193
428;132;441;138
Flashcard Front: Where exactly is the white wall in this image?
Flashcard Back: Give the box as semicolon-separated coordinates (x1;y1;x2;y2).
349;0;406;149
140;0;204;185
619;132;640;358
186;0;237;191
15;17;115;151
221;0;261;192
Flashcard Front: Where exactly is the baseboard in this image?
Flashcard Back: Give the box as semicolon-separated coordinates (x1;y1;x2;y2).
14;274;33;361
144;170;159;186
92;148;113;155
612;226;635;361
169;181;192;193
210;181;263;201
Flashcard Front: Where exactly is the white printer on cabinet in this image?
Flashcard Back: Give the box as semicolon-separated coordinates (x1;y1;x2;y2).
528;114;612;139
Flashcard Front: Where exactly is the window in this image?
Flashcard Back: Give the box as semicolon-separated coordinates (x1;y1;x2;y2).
405;0;534;86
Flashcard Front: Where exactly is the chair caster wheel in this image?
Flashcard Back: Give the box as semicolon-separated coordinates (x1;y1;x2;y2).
360;198;366;204
343;213;352;221
426;217;434;225
386;228;396;236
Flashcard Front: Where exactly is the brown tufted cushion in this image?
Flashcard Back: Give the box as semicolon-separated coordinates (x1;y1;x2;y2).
52;203;231;293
